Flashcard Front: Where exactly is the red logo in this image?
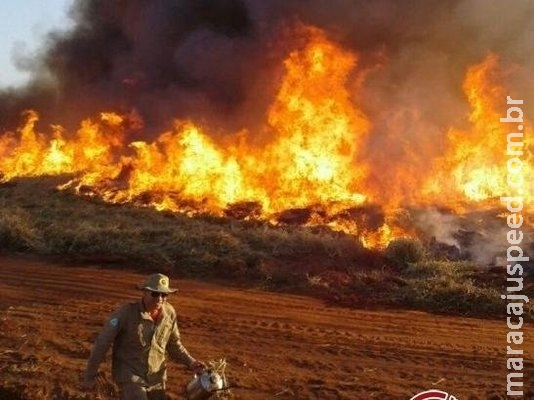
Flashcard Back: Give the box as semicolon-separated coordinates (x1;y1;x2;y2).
409;389;458;400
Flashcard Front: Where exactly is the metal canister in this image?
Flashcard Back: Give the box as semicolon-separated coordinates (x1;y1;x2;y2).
186;369;225;400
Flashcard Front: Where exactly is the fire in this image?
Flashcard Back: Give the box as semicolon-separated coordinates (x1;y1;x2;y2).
0;110;125;181
110;26;369;215
114;122;252;212
424;54;532;210
60;26;370;219
0;27;531;248
264;26;369;211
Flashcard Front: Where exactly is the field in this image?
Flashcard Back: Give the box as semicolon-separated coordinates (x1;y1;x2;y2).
0;178;533;399
2;256;533;400
1;0;534;397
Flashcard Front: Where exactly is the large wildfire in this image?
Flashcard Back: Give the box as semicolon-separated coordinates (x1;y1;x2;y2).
0;0;532;259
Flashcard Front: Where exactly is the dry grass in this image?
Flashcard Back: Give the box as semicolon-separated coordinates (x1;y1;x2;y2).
1;176;529;319
0;176;368;279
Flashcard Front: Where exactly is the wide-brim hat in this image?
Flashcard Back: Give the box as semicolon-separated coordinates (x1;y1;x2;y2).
137;273;178;294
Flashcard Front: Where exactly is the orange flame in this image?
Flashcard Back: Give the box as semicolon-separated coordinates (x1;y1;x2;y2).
264;26;369;210
0;111;125;181
0;27;531;248
424;54;532;211
64;26;371;218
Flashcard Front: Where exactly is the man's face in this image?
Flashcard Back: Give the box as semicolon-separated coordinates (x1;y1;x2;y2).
143;290;168;310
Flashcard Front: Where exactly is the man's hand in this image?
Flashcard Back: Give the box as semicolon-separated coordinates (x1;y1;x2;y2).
191;360;207;374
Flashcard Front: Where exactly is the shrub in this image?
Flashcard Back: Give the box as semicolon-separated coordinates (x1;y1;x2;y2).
384;238;424;268
0;207;43;252
393;261;505;316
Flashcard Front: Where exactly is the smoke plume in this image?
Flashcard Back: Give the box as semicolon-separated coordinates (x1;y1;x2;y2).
1;0;532;134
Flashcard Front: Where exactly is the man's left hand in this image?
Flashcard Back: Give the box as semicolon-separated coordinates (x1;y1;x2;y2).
191;360;207;373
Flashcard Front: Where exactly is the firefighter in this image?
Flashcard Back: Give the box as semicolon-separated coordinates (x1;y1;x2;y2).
81;273;206;399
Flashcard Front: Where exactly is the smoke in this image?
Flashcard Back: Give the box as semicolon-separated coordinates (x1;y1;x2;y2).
413;208;462;249
0;0;263;134
412;208;512;264
1;0;532;133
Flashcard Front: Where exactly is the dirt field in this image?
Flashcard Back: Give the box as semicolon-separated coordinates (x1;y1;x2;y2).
0;256;532;399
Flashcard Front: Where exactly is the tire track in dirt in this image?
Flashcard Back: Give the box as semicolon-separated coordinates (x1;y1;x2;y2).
0;256;532;399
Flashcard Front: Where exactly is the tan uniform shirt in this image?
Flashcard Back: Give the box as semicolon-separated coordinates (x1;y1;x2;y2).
84;301;195;385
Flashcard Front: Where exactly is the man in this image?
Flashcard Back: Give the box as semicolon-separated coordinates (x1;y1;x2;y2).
82;273;206;399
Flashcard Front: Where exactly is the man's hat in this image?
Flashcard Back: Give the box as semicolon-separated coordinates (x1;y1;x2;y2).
137;273;178;294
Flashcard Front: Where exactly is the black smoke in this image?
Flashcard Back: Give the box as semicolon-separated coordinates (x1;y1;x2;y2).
0;0;532;140
0;0;260;134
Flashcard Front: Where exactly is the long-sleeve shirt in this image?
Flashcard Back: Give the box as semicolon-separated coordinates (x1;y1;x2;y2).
84;301;196;385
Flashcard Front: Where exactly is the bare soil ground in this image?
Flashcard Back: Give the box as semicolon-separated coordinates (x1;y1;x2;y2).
0;256;532;399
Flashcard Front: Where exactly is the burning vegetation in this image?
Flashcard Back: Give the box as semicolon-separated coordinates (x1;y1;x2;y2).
0;0;532;265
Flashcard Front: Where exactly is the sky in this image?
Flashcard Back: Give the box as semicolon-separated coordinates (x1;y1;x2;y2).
0;0;74;88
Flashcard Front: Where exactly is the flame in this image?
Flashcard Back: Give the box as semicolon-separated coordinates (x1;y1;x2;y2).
264;26;369;211
60;26;370;218
0;27;531;249
0;111;125;181
424;54;533;210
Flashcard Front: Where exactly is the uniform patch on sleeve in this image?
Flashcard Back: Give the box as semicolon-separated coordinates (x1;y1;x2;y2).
109;318;119;327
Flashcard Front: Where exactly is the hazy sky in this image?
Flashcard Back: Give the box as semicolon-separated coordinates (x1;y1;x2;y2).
0;0;74;88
